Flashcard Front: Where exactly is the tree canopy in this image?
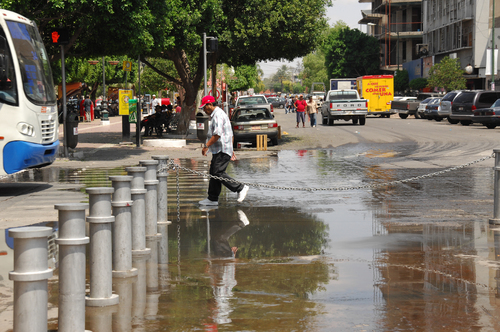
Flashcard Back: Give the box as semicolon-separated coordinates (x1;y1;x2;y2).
394;69;409;94
322;22;380;79
302;49;328;92
1;0;331;133
427;56;466;92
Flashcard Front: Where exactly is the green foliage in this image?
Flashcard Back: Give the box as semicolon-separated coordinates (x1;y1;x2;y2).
2;0;331;132
139;58;178;96
225;65;259;92
322;23;380;78
409;77;428;91
302;49;328;91
427;56;466;92
394;69;409;93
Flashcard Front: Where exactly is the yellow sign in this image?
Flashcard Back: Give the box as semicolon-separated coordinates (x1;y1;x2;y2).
119;89;134;115
123;61;132;71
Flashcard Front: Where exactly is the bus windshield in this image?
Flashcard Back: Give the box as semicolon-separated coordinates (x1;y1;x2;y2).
0;27;17;105
6;20;56;105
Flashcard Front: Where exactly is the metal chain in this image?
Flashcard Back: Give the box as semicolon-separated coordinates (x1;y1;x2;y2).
161;153;494;192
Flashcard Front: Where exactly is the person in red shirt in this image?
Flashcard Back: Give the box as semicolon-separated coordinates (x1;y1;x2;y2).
294;94;307;128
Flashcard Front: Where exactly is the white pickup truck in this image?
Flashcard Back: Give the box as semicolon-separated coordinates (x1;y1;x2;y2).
320;89;368;125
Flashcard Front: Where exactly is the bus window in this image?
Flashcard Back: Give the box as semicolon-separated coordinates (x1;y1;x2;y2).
6;20;56;105
0;28;17;105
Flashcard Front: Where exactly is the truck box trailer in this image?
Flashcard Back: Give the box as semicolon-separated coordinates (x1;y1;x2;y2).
330;78;357;90
356;75;394;117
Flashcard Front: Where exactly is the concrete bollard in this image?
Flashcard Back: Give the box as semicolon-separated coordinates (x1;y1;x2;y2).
55;203;90;332
158;221;169;266
126;166;151;259
9;226;53;332
110;176;138;278
491;148;500;225
140;160;160;240
86;187;119;307
152;155;171;225
146;237;159;292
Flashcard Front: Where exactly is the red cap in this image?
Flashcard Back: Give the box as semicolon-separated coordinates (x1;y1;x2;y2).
199;95;215;108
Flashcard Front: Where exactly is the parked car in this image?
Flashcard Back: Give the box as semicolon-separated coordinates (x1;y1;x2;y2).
415;97;433;119
393;93;441;119
267;97;285;109
423;97;443;120
234;95;273;113
231;106;279;147
472;98;500;129
450;90;500;126
439;91;464;124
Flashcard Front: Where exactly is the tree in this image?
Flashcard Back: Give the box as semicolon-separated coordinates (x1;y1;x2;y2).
322;22;380;79
270;65;292;93
409;78;428;91
225;65;260;92
427;56;466;92
302;49;328;92
2;0;331;133
394;69;409;94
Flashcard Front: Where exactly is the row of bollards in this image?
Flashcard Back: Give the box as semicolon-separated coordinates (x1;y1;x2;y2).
8;156;171;332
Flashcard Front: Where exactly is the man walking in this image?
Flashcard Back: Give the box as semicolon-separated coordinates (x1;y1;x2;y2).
199;95;249;206
83;95;93;122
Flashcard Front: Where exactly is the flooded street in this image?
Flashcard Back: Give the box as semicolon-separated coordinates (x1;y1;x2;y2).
2;142;500;331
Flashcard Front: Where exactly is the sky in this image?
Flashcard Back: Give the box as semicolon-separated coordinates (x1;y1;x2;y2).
258;0;372;79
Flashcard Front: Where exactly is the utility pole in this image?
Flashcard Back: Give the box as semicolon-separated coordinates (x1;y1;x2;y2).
492;0;496;91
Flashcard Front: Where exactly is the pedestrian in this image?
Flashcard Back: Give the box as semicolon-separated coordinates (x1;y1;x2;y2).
151;94;158;114
198;95;249;206
294;94;307;128
291;95;297;113
83;95;93;122
285;96;293;114
307;95;318;127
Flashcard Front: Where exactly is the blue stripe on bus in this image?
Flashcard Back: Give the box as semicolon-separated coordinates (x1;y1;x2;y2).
3;140;59;174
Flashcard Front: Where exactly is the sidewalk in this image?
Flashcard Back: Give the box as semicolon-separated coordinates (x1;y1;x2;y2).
55;116;274;170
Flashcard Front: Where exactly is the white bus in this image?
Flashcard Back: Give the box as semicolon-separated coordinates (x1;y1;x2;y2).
0;9;59;176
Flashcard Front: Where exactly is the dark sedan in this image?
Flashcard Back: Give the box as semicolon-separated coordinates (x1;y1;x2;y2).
267;97;285;108
231;106;279;147
472;99;500;129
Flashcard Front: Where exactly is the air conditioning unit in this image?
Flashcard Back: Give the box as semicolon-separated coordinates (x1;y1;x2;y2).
416;44;429;57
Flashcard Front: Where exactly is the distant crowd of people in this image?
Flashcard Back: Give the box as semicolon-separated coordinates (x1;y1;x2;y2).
284;95;318;128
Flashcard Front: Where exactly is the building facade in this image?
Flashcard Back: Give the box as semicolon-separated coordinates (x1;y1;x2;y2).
359;0;500;90
359;0;424;72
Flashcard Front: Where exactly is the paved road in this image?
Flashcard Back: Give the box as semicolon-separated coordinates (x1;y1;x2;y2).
1;109;498;229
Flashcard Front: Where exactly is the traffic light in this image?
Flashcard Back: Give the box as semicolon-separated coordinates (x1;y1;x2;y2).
206;37;218;53
49;28;69;45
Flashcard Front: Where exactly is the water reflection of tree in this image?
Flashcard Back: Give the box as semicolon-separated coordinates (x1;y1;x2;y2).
230;207;329;259
235;259;333;298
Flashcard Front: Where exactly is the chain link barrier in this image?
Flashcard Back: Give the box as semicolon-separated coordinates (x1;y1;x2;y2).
158;153;494;192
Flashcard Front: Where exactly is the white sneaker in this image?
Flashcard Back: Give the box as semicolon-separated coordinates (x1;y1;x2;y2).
198;198;218;206
237;185;249;202
237;210;250;226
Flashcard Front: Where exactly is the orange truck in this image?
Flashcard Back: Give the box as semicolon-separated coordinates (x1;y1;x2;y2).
356;75;394;117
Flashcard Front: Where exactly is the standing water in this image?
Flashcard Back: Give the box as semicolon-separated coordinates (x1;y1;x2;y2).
1;144;499;331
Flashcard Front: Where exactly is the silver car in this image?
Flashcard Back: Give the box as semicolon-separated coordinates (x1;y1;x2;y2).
416;98;433;119
439;91;463;124
230;106;279;147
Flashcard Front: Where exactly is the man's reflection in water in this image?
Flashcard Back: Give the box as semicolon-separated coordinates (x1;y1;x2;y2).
204;208;249;326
